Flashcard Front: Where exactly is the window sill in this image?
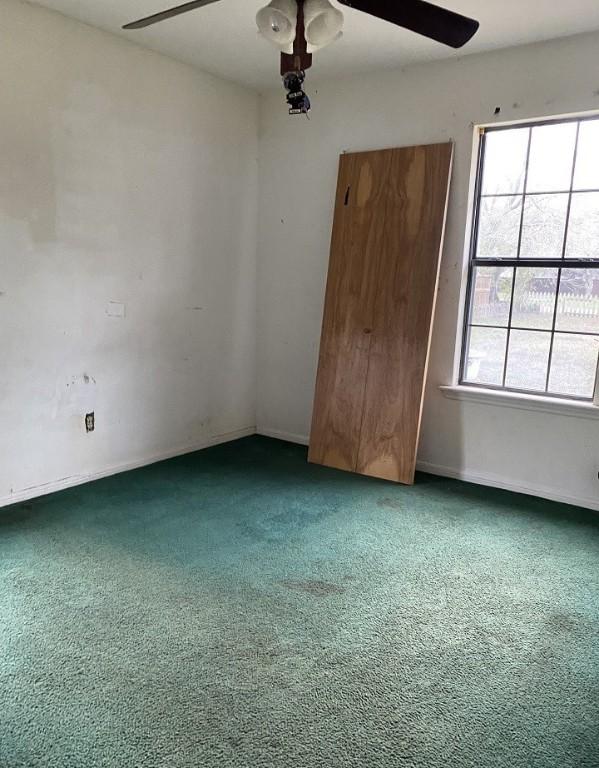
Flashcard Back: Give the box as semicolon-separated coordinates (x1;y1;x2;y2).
439;385;599;420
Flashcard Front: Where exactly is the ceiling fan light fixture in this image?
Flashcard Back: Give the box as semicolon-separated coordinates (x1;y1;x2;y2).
304;0;343;53
124;0;479;117
256;0;298;54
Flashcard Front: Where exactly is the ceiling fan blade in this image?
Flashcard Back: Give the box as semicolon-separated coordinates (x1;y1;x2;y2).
123;0;222;30
337;0;479;48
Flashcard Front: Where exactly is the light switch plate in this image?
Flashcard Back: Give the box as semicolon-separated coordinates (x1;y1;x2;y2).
106;301;125;318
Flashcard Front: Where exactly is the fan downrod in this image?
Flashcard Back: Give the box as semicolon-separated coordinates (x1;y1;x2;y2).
280;0;312;115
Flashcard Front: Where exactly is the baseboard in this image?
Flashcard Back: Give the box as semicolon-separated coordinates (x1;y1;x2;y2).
0;426;256;509
4;426;595;513
257;427;309;445
257;427;598;511
416;460;599;512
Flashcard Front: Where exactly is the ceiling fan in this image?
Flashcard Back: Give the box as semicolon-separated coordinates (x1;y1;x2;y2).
123;0;479;115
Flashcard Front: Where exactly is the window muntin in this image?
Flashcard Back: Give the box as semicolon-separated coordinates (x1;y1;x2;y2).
461;117;599;400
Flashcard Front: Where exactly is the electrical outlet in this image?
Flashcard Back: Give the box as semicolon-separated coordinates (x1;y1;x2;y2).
85;412;95;433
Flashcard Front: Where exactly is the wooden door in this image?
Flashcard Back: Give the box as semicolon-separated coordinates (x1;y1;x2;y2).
308;143;453;484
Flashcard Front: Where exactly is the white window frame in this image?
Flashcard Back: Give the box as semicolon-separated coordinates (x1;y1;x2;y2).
450;113;599;411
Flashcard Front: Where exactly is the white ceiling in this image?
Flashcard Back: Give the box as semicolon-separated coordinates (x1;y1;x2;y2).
29;0;599;90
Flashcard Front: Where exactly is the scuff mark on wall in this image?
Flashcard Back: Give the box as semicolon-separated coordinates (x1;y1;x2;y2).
53;374;97;419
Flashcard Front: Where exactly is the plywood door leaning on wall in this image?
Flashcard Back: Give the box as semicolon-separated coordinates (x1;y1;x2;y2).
308;143;453;484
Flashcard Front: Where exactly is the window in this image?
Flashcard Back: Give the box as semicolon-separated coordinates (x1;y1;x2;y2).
461;116;599;400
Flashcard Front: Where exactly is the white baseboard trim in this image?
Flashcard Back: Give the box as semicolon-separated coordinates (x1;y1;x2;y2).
4;426;595;513
257;427;309;445
0;426;256;509
257;427;598;511
416;460;599;512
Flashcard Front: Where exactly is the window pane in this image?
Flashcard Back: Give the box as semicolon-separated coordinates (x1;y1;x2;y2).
470;267;513;326
504;330;551;391
511;268;558;330
554;269;599;334
463;327;507;386
476;196;522;258
464;120;599;401
548;333;599;398
526;122;577;193
565;192;599;258
573;119;599;190
482;128;529;195
519;193;568;259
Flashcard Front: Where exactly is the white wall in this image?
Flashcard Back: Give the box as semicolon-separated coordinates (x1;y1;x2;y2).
2;2;598;512
256;31;599;510
0;0;258;505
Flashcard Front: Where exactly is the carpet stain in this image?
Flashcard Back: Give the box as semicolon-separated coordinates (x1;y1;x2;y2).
377;496;403;510
546;611;588;634
1;435;598;768
280;579;346;596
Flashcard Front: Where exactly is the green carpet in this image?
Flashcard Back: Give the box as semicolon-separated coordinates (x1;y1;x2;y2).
1;435;598;768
